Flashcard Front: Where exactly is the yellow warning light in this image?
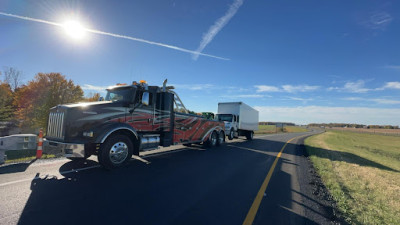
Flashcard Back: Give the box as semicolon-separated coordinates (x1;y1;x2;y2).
139;80;147;84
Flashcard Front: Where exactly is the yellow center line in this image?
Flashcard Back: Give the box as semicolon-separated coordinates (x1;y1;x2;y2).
242;134;310;225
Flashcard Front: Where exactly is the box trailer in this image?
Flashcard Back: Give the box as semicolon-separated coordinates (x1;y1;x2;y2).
216;102;259;140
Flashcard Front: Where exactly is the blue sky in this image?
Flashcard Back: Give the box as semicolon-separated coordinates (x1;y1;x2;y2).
1;0;399;125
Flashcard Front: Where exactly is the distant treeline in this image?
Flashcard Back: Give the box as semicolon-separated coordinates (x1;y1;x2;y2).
308;123;399;129
259;122;296;126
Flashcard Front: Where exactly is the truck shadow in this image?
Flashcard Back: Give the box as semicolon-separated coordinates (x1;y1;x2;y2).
231;137;398;172
302;145;398;172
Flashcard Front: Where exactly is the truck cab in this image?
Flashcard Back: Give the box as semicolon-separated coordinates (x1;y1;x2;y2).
215;113;239;140
44;80;225;169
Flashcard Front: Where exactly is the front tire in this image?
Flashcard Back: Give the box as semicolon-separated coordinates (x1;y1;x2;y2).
98;135;133;169
228;129;234;140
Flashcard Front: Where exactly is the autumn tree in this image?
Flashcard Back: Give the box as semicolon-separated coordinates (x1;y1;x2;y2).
85;92;101;102
14;73;84;129
0;82;14;121
3;67;23;91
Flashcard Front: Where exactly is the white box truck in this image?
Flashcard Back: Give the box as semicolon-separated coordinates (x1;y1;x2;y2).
216;102;259;140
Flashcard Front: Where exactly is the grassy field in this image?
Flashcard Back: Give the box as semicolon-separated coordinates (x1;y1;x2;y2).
255;125;308;135
255;125;277;134
284;126;308;133
330;127;400;136
304;131;400;225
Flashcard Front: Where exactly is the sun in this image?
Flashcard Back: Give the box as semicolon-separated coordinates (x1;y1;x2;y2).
63;20;86;40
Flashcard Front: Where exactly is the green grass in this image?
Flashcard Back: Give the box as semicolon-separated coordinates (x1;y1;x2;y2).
5;149;55;163
284;126;308;133
255;125;308;135
255;125;277;134
304;131;400;225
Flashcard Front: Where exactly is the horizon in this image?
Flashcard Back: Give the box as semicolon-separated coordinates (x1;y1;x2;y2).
1;0;399;126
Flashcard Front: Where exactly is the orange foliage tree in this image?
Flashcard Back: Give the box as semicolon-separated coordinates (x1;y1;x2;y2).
85;93;101;102
14;73;84;129
0;82;14;121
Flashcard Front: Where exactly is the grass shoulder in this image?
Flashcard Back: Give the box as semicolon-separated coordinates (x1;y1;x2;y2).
304;131;400;225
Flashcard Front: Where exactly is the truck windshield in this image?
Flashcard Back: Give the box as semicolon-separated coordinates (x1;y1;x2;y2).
105;87;136;103
216;114;233;122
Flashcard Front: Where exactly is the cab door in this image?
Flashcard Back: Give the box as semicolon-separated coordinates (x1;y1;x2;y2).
129;89;155;132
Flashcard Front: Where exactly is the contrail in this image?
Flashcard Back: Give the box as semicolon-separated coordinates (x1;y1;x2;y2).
0;11;229;60
192;0;243;60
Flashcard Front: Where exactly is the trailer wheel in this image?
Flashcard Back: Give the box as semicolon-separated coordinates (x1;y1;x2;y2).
204;131;217;148
246;131;254;140
98;134;133;169
217;131;225;146
228;129;234;140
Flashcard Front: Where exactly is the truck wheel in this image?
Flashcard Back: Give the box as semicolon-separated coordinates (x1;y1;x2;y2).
228;129;234;140
204;131;217;148
98;135;133;169
246;131;254;140
217;131;225;146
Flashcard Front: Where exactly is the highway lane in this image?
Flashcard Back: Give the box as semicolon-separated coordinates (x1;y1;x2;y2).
0;131;335;225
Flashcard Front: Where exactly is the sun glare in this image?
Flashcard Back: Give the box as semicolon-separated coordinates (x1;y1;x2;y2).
63;20;86;40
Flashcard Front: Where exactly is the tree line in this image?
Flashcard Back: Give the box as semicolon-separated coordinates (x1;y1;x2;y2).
0;67;99;133
308;123;399;129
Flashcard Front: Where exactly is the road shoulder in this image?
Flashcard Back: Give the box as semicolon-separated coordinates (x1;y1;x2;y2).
295;135;348;225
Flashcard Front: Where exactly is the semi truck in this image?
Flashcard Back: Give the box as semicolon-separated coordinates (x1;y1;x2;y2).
216;102;259;140
44;80;225;169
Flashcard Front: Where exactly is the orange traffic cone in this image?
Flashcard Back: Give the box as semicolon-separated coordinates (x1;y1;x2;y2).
36;129;43;159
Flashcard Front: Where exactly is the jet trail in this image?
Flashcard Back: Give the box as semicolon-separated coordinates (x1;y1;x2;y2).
192;0;243;60
0;12;229;60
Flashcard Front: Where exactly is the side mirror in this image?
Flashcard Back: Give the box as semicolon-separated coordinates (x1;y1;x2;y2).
142;92;149;106
98;97;104;101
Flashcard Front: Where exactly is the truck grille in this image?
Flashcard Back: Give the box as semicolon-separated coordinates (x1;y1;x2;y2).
47;112;65;139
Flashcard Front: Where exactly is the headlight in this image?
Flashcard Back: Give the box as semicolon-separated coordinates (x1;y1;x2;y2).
83;131;94;137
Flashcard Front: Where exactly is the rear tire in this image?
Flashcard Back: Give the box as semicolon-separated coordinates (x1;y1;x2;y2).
217;131;225;146
204;131;217;148
246;131;254;140
98;135;133;169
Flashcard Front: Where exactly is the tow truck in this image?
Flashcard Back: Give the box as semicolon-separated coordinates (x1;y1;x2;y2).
44;80;225;169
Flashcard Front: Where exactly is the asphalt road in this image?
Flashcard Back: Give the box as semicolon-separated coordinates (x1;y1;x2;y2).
0;131;337;225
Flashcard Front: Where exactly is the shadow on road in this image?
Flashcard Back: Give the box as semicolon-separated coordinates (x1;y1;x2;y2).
15;134;385;224
0;159;36;175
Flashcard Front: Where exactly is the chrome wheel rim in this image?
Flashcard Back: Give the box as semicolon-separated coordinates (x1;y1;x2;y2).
230;131;234;138
109;141;129;164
